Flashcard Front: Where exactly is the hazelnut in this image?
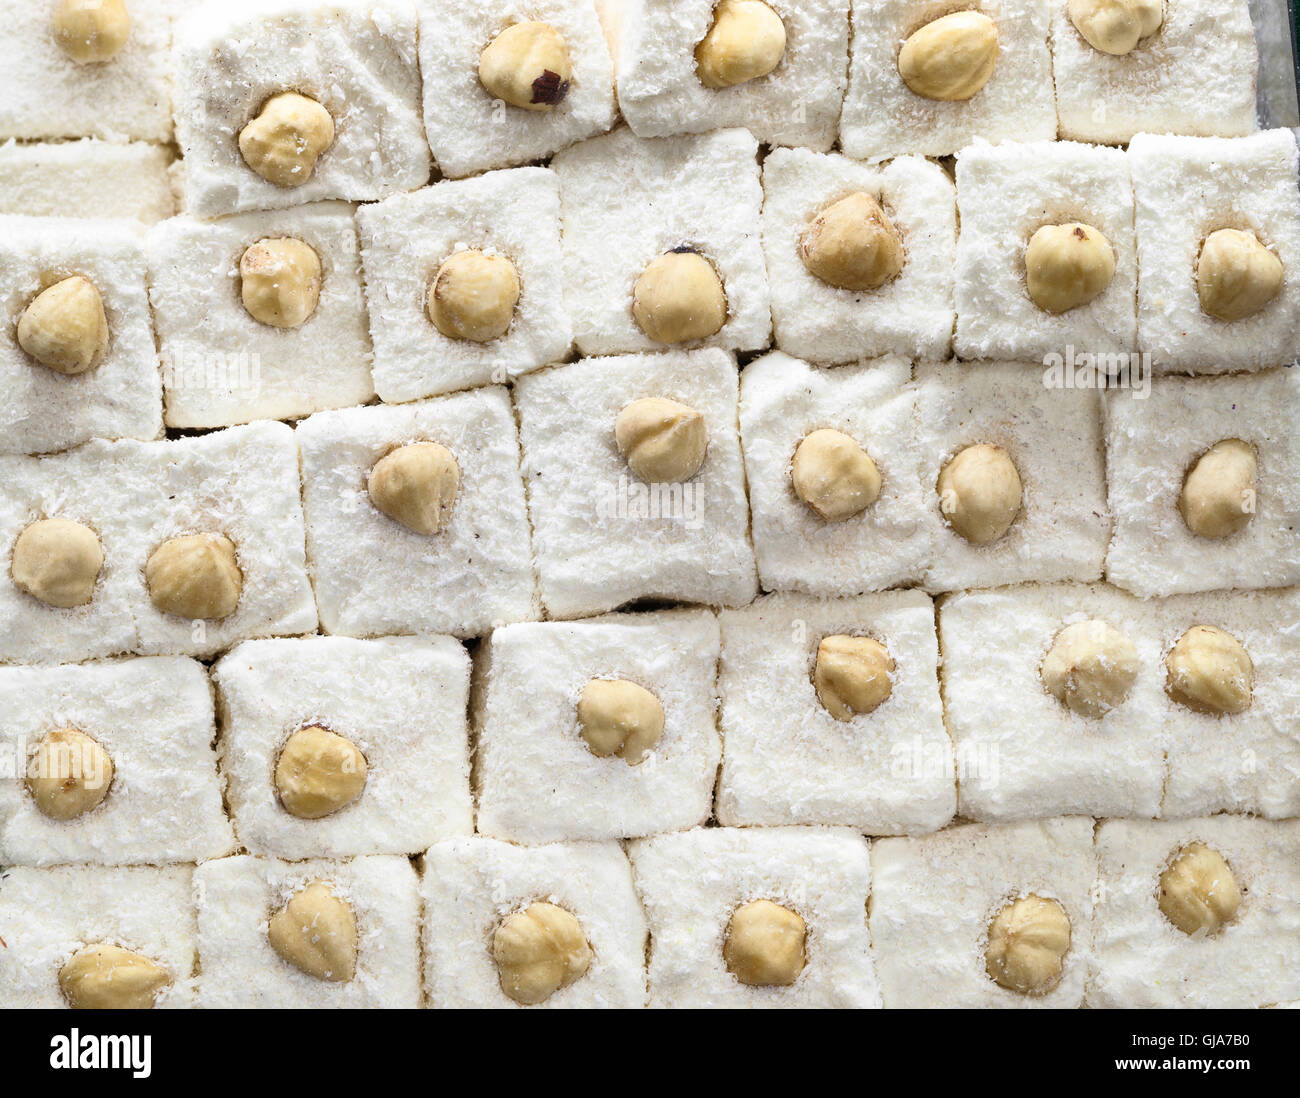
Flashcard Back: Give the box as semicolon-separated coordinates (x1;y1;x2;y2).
26;727;114;821
1040;620;1140;720
144;533;243;621
798;192;906;292
632;250;727;344
11;518;103;608
614;397;709;484
427;250;520;343
814;634;894;721
1197;228;1284;323
1158;842;1242;937
239;237;322;329
16;275;108;375
985;895;1072;994
268;880;358;982
52;0;130;65
493;902;593;1005
1178;438;1257;540
898;11;999;102
274;725;368;820
367;442;460;535
723;899;807;987
59;944;170;1010
576;678;664;766
238;92;335;188
1165;624;1253;716
1025;222;1116;314
937;443;1022;545
478;21;571;110
694;0;787;90
1068;0;1163;55
791;428;882;522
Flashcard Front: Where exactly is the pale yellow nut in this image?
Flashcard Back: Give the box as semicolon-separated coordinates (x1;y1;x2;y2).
52;0;130;64
238;92;335;188
898;11;999;102
1158;842;1242;937
576;678;664;766
367;442;460;535
791;428;882;522
493;902;593;1005
1165;624;1253;716
239;237;322;329
937;443;1022;545
144;533;242;620
11;518;103;609
1025;223;1116;314
479;21;572;110
1068;0;1164;55
1041;620;1139;719
694;0;787;90
985;895;1071;995
632;250;727;344
26;727;114;821
1179;438;1257;540
16;275;109;375
274;725;368;820
59;944;170;1010
268;880;358;982
1196;228;1284;323
723;899;807;987
427;250;520;343
814;634;894;720
614;397;709;484
798;192;906;292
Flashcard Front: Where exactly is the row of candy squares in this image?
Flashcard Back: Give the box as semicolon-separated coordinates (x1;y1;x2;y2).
0;0;1261;181
2;359;1298;662
1;816;1298;1008
1;589;1295;869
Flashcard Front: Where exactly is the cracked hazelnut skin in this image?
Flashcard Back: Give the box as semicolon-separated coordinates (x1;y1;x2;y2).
791;428;882;522
26;727;114;821
52;0;130;64
937;444;1022;545
898;11;999;102
145;533;243;620
632;250;728;344
1040;620;1140;720
1158;842;1243;937
1025;223;1117;314
1165;624;1254;716
427;250;520;343
615;397;709;483
724;899;807;987
985;895;1072;995
493;902;593;1005
367;442;461;535
268;880;358;982
1196;229;1285;323
1068;0;1163;54
11;518;104;609
274;726;368;820
59;944;170;1010
577;679;664;765
695;0;787;90
238;92;335;188
799;192;906;292
240;237;322;328
16;275;109;375
814;634;895;720
479;21;572;110
1179;439;1257;539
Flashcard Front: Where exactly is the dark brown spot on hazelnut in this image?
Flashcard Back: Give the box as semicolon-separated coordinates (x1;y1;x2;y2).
531;70;569;105
1073;226;1088;240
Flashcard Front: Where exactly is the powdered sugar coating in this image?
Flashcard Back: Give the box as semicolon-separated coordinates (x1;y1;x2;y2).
0;140;176;224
